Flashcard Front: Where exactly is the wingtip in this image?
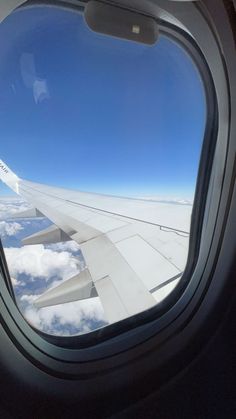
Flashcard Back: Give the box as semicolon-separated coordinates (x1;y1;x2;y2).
0;160;20;194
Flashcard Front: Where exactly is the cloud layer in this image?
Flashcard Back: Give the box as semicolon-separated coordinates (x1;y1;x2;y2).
0;197;106;336
0;197;31;220
5;244;80;281
21;294;105;336
0;221;23;237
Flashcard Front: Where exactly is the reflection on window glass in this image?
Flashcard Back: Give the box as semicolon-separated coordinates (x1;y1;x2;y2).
0;6;206;336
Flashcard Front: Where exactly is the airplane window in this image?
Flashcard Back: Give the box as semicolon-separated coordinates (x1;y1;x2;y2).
0;5;206;337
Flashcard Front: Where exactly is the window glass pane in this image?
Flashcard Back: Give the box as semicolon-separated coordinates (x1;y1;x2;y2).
0;6;206;336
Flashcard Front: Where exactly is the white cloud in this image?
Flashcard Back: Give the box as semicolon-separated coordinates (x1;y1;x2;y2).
21;294;40;303
4;244;81;281
11;277;20;286
47;241;80;253
0;221;23;237
137;195;193;205
0;197;32;220
0;197;106;336
21;294;105;335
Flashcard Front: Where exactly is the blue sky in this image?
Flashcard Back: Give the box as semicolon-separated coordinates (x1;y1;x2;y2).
0;5;206;199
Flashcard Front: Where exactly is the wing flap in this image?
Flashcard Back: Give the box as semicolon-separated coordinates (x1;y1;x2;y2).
95;276;128;323
81;235;156;318
116;235;180;291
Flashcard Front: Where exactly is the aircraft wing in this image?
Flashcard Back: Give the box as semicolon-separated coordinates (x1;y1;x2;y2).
0;160;191;324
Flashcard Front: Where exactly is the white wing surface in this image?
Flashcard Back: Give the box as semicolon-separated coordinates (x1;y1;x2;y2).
0;160;191;324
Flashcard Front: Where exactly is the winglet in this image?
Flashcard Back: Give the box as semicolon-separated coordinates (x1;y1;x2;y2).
0;160;20;194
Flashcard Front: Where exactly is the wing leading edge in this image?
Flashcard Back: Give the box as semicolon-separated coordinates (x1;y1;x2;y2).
0;160;190;324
